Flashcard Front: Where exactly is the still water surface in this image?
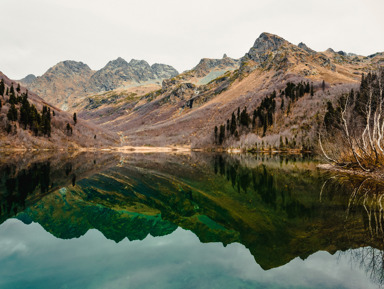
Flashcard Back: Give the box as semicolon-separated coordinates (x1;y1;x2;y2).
0;152;383;289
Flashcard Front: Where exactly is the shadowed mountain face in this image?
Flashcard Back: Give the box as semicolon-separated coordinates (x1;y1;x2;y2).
2;152;384;272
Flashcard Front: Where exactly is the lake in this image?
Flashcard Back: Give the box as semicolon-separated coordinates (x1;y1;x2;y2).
0;152;383;289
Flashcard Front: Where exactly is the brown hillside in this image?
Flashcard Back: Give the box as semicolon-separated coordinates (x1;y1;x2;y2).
15;32;383;149
0;71;118;150
72;33;378;149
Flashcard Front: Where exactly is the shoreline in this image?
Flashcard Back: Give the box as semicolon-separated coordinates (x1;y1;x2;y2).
317;163;384;181
0;146;313;154
0;146;196;154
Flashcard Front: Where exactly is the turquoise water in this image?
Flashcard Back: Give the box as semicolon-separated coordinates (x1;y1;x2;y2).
0;152;382;288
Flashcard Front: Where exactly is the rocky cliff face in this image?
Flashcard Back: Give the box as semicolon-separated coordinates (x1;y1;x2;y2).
192;57;240;78
20;61;94;110
87;58;178;93
241;32;339;74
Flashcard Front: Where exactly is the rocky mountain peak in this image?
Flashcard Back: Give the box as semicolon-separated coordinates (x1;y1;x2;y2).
298;42;315;54
151;63;179;79
252;32;290;53
46;60;92;77
19;74;36;84
105;57;129;69
129;59;150;67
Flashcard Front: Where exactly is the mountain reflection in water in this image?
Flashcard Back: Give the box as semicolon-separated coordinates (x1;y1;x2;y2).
0;152;383;288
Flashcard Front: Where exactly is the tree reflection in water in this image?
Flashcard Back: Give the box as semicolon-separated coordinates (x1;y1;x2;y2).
322;174;384;286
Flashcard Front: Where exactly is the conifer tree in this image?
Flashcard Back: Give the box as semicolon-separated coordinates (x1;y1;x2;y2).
252;109;257;128
19;96;30;130
310;83;314;97
214;126;218;143
230;112;237;135
9;91;16;105
7;104;18;121
66;123;72;135
226;119;230;132
10;83;15;97
41;106;51;136
240;107;250;127
16;83;21;93
219;125;225;145
73;112;77;125
305;82;310;93
0;79;4;96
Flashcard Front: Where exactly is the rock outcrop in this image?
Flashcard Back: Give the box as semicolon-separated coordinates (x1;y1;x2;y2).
86;57;179;93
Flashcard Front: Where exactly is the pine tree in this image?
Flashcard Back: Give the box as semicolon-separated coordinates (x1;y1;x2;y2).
9;90;16;105
252;109;257;128
240;107;250;127
310;83;314;97
73;112;77;125
305;82;310;93
19;95;31;130
66;123;72;135
322;80;326;91
214;126;218;143
0;79;4;96
10;83;15;98
7;104;18;121
219;125;225;145
46;108;51;137
16;83;21;93
230;112;237;135
41;106;51;136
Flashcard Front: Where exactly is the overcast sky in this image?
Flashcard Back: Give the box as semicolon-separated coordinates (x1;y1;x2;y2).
1;0;383;79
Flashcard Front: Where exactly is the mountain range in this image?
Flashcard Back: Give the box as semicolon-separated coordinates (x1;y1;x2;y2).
2;32;384;149
19;58;179;111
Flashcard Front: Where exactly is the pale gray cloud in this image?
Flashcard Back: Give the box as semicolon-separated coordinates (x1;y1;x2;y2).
1;0;383;79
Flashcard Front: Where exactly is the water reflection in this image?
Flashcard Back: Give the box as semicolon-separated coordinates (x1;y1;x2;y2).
0;152;384;288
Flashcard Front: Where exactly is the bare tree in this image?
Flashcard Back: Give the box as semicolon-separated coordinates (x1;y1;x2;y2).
320;68;384;171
